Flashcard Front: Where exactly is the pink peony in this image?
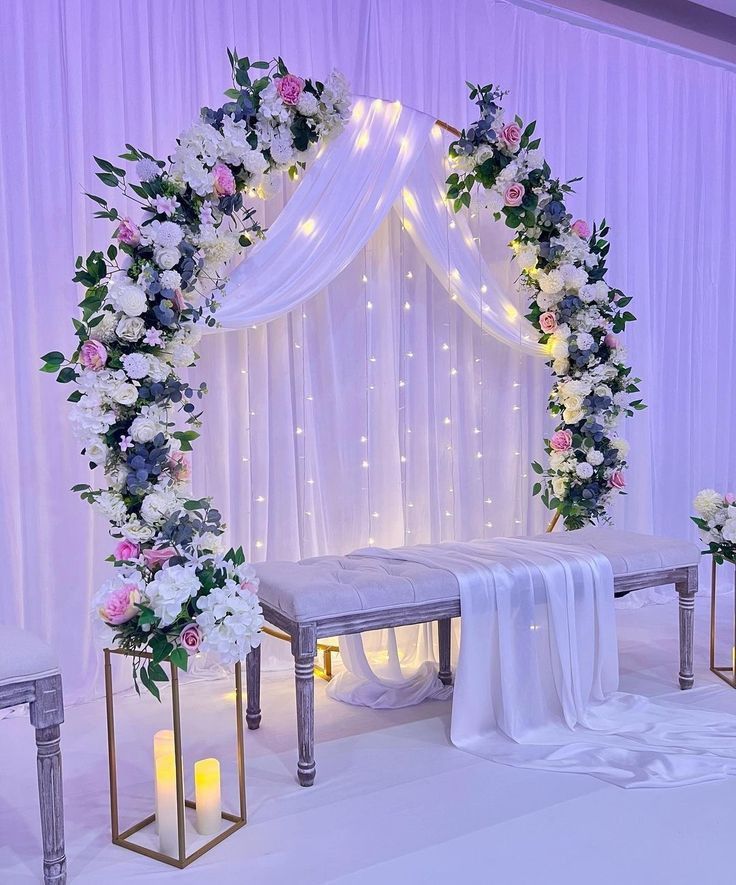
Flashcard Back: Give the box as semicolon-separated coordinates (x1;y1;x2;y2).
550;429;573;452
275;74;304;106
213;162;236;197
504;182;525;207
179;623;202;655
99;583;140;625
726;493;736;505
571;219;590;239
80;339;108;370
539;311;558;333
114;540;139;561
171;289;186;312
610;470;626;490
500;123;522;149
143;546;177;570
115;217;141;247
604;332;619;349
168;451;191;483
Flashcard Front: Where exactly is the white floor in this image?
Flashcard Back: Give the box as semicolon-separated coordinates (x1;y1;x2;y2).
2;592;736;885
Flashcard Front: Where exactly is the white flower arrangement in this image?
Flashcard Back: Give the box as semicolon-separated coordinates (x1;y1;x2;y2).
693;489;736;562
41;49;351;697
446;83;644;529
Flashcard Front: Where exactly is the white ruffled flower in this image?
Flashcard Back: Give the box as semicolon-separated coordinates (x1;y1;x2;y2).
89;311;119;343
586;448;604;466
195;578;264;663
536;290;561;311
121;518;155;543
116;316;146;343
140;487;181;525
552;357;569;375
147;564;201;627
95;491;128;524
575;332;594;352
122;353;150;381
136;158;161;181
111;382;138;407
579;280;609;304
147;220;183;249
694;489;724;520
550;333;569;359
575;461;594;479
516;246;537;271
146;356;172;383
84;437;108;466
610;438;630;459
269;131;296;167
537;269;564;294
296;92;320;116
559;263;589;292
563;406;585;425
166;343;196;368
109;281;148;317
159;270;182;291
552;476;568;497
195;532;225;554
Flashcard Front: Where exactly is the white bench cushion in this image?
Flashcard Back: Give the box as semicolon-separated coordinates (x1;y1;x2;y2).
254;528;700;622
0;625;59;687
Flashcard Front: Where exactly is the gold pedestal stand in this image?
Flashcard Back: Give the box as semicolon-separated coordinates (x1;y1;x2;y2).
709;558;736;688
104;648;247;868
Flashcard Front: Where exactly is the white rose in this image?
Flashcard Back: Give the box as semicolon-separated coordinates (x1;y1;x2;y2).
549;451;566;470
693;489;724;520
595;385;612;399
140;489;180;525
564;406;585;425
121;518;155;543
122;353;150;381
551;335;569;359
116;316;146;343
516;247;537;271
563;393;584;412
552;357;569;375
129;414;160;443
154;246;180;270
112;382;139;406
552;476;568;497
586;448;604;466
110;282;148;317
537;270;564;294
84;437;108;465
575;461;594;479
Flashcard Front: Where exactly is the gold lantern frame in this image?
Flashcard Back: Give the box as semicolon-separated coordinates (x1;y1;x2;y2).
709;558;736;688
103;648;247;868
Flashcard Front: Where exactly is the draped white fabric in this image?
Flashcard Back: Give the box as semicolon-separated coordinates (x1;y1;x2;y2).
350;540;736;787
4;0;736;702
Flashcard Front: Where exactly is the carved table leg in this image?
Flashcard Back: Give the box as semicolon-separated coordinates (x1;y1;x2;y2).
293;625;317;787
438;618;453;686
677;566;698;690
245;645;262;730
29;675;66;885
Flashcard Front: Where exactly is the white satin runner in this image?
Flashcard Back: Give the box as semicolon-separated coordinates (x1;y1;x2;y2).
345;538;736;788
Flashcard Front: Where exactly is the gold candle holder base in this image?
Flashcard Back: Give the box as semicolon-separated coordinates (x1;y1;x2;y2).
104;648;247;868
709;558;736;689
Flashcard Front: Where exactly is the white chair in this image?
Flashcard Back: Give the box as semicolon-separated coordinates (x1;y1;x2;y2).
0;625;66;884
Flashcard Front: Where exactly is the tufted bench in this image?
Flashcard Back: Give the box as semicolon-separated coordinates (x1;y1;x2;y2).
245;528;700;786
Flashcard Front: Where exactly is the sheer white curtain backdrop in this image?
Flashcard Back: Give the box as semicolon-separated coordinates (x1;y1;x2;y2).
2;0;736;701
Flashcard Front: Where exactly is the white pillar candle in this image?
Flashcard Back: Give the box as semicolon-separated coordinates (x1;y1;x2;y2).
194;758;221;835
155;751;179;856
153;730;175;835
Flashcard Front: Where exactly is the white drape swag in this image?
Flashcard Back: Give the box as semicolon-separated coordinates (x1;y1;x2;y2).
218;97;544;356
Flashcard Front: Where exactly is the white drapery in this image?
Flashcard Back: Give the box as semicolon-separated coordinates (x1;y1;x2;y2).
218;96;544;357
351;539;736;787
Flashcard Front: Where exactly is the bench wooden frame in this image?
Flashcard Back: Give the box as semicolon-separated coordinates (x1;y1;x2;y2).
245;564;698;787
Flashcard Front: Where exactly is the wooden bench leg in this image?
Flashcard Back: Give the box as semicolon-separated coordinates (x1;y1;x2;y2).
245;645;262;730
292;625;317;787
677;566;698;690
29;675;66;885
438;618;453;686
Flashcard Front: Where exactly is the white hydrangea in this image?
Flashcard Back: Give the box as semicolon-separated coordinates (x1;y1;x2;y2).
240;148;270;176
259;82;290;124
122;353;151;381
176;122;223;165
166;343;196;368
575;461;594;479
140;487;181;525
610;438;630;459
69;393;115;439
195;578;264;663
198;229;239;269
559;263;589;292
147;564;201;627
536;290;561;311
296;92;320;116
95;491;128;524
269;131;296;167
575;332;594;352
579;280;609;304
693;489;724;520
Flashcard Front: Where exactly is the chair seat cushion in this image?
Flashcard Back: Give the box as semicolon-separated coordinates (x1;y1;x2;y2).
254;528;701;622
0;625;59;687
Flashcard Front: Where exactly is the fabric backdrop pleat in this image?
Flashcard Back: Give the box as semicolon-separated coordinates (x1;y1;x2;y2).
1;0;735;701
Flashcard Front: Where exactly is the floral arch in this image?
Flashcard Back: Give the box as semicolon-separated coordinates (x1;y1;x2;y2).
41;52;642;694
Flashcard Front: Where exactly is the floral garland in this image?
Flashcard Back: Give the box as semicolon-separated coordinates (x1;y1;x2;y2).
692;489;736;564
41;50;351;697
446;84;645;530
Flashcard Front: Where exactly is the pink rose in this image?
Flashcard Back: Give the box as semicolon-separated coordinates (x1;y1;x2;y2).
172;289;186;312
571;219;590;239
143;546;177;570
539;311;557;333
80;339;108;370
610;470;626;490
604;332;619;349
168;451;191;483
114;540;139;561
550;429;573;452
99;583;140;626
115;217;141;247
213;162;236;197
275;74;304;106
500;123;522;150
504;182;525;207
726;493;736;505
179;623;202;655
